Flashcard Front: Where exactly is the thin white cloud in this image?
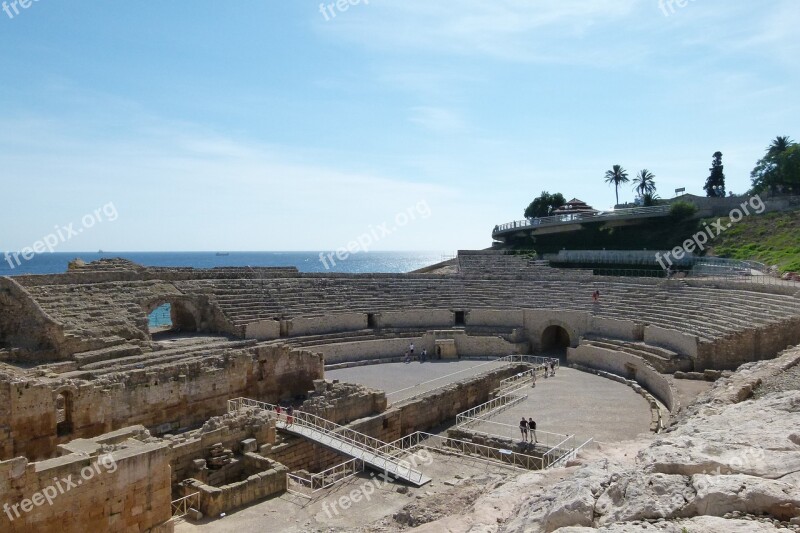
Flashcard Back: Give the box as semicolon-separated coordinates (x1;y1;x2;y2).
409;106;466;133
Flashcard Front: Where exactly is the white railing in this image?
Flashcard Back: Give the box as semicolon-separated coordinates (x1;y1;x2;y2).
228;398;426;485
171;492;200;519
382;431;544;470
387;354;551;405
455;393;527;427
287;457;364;497
493;205;671;235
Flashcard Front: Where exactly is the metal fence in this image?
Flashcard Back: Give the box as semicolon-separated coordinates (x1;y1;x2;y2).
287;457;364;498
493;205;671;236
171;492;199;519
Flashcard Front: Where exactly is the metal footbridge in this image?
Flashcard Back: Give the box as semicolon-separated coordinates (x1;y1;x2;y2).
228;398;431;487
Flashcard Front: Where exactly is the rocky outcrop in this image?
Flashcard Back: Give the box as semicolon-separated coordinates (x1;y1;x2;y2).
404;347;800;533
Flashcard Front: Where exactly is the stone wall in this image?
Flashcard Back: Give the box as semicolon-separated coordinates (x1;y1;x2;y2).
524;309;590;350
0;443;172;532
375;310;454;329
183;456;287;518
300;381;387;425
264;436;349;473
566;344;678;412
245;320;280;341
288;313;367;337
0;277;64;360
0;345;323;461
643;325;698;357
589;317;643;342
694;317;800;371
395;363;530;435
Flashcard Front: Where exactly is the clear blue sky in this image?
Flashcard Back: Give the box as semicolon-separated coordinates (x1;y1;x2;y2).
1;1;797;252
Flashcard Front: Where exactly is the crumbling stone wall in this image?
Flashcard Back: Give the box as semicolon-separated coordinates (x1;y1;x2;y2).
0;442;173;533
0;277;63;359
0;345;323;461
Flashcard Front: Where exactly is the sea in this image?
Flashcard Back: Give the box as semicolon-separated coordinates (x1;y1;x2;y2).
0;251;450;277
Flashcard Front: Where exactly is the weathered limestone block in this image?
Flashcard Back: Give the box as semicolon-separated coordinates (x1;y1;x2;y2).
594;472;694;524
690;474;800;521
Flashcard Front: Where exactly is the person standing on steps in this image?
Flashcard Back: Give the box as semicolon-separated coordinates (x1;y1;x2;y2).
519;417;529;442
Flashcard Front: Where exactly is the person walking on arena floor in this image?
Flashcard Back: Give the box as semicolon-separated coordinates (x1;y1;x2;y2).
528;418;537;443
519;417;529;442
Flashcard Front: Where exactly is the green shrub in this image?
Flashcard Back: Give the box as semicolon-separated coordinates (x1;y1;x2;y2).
670;201;698;220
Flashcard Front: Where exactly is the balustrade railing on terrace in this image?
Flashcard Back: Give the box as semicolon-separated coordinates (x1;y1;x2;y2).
493;205;671;235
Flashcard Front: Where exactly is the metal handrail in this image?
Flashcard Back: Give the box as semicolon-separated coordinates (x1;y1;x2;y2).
228;398;425;484
383;431;544;470
287;457;364;495
493;205;671;235
171;492;199;518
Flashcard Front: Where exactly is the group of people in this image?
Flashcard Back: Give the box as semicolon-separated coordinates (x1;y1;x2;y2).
519;417;538;443
274;404;294;427
404;342;428;363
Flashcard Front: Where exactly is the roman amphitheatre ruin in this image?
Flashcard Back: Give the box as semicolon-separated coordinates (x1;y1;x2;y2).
1;251;800;532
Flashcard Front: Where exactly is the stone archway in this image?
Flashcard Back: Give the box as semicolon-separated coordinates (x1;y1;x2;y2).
143;298;201;336
541;324;572;353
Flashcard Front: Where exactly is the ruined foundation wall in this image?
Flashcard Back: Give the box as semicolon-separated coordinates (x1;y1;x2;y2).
0;443;172;533
0;277;63;359
1;346;323;461
694;317;800;371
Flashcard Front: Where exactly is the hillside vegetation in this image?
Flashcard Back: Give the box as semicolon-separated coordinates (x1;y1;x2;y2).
709;210;800;272
506;209;800;273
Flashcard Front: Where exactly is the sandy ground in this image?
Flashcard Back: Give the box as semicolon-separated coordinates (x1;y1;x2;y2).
174;450;520;533
328;359;510;404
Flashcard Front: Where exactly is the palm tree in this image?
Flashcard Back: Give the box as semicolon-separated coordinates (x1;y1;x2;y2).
604;165;629;206
633;169;657;197
768;136;794;157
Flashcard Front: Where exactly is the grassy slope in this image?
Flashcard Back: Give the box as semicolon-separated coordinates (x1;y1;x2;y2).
709;210;800;272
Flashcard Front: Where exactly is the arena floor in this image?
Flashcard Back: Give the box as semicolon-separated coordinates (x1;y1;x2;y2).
326;360;653;443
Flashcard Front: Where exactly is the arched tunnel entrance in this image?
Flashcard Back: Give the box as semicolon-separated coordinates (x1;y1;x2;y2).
145;300;199;338
540;325;571;354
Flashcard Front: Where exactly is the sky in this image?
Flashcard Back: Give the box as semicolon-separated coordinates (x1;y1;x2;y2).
0;0;798;252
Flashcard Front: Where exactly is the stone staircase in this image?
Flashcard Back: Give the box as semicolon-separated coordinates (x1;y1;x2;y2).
581;337;692;373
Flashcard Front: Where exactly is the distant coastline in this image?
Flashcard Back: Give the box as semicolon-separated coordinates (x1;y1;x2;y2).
0;251;449;276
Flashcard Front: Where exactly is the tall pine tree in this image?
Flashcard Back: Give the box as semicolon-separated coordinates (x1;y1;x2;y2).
703;151;726;197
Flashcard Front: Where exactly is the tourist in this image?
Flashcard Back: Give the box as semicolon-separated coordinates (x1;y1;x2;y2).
404;350;410;364
409;342;415;357
275;404;282;422
420;348;427;363
550;361;556;377
519;417;529;442
286;405;294;427
531;368;536;388
528;418;537;443
592;290;600;303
